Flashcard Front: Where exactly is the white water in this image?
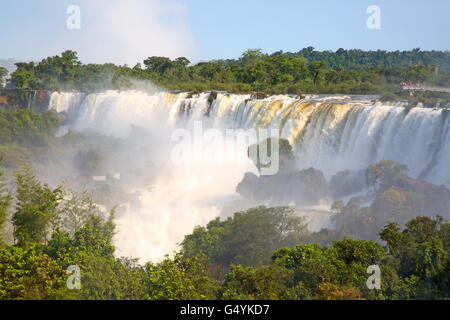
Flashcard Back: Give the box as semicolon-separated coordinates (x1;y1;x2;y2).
48;92;86;114
48;90;450;261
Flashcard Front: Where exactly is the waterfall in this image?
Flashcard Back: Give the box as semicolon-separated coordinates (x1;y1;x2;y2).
48;90;450;187
48;91;86;114
27;91;36;110
46;90;450;262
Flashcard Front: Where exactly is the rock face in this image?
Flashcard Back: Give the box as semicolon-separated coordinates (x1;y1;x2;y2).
0;89;50;111
236;167;329;207
236;172;260;200
291;168;328;204
31;90;51;112
254;92;266;99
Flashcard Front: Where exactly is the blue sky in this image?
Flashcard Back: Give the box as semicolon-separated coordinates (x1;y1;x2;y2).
0;0;449;65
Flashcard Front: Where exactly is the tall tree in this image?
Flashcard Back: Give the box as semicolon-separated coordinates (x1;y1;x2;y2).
308;61;328;85
0;159;12;246
12;166;62;248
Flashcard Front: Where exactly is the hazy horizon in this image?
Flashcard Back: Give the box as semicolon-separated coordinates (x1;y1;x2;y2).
1;0;449;65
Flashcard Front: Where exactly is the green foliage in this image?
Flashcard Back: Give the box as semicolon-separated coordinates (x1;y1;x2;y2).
295;47;450;72
248;138;295;173
7;49;450;97
330;197;377;240
0;109;59;147
0;109;60;171
57;189;107;236
0;67;7;89
13;166;62;248
0;67;7;78
218;264;292;299
366;160;409;192
268;239;386;299
0;165;448;300
10;51;80;90
239;138;329;206
182;206;307;267
327;238;385;293
144;253;217;300
379;216;449;298
308;61;328;84
44;225;142;300
0;160;12;246
0;245;66;299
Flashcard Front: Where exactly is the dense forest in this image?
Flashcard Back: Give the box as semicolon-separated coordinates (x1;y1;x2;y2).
2;48;450;106
0;48;449;300
0;111;448;299
0;162;448;300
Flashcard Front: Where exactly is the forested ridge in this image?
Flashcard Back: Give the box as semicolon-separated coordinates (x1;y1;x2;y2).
1;48;449;105
0;163;448;299
0;47;449;300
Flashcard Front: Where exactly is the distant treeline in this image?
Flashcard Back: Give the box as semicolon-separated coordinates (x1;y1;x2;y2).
2;48;449;98
283;47;450;71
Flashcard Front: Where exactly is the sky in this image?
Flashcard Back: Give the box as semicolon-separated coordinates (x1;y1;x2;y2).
0;0;449;65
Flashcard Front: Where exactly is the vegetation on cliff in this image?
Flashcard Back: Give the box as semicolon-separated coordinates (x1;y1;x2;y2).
0;135;448;300
3;49;449;107
0;164;447;299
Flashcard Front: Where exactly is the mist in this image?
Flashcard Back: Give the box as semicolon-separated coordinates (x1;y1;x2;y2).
41;86;259;262
32;87;450;263
1;0;196;66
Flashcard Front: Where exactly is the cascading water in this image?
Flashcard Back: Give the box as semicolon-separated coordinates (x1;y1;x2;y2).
47;90;450;261
49;91;86;114
49;90;450;186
